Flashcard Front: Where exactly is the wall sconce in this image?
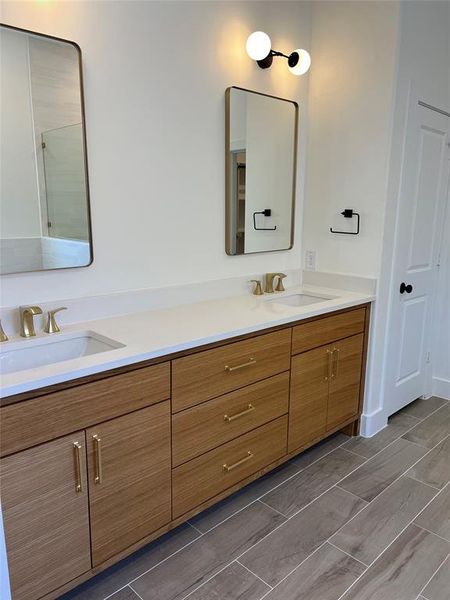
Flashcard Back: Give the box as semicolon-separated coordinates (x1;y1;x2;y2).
246;31;311;76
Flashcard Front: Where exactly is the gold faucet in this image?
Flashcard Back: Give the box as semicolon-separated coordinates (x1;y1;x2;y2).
275;273;287;292
44;307;67;334
20;306;43;338
264;273;287;294
0;320;8;342
250;280;264;296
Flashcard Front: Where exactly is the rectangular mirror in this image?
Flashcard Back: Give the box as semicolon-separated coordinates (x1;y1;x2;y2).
225;86;298;255
0;24;92;274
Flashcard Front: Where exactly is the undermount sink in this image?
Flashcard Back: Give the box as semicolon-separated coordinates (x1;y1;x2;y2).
0;331;125;375
268;293;334;307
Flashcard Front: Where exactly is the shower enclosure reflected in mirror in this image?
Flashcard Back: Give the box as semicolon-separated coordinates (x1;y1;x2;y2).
0;24;92;274
225;87;298;255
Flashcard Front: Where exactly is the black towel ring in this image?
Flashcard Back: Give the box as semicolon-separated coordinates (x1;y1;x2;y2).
253;209;277;231
330;209;360;235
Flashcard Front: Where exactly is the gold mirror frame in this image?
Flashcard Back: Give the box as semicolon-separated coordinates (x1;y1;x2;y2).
0;23;93;274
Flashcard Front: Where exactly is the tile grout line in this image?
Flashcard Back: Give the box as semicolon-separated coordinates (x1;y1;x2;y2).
104;403;448;600
400;399;450;424
416;550;450;599
331;438;448;569
256;507;373;600
180;493;371;600
337;445;369;459
335;413;448;504
128;585;145;600
187;521;204;536
404;472;443;490
332;479;450;600
239;488;371;599
104;527;208;600
327;540;369;567
255;479;405;600
153;413;445;600
255;541;335;600
235;559;274;590
258;499;287;518
414;517;450;544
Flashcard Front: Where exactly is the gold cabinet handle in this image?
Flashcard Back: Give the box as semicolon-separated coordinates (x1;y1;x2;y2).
225;358;256;373
223;451;253;472
93;434;103;484
224;403;255;422
325;349;333;381
332;348;340;378
73;442;83;493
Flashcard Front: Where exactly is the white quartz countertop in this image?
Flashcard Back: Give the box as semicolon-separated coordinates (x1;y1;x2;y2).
0;285;374;399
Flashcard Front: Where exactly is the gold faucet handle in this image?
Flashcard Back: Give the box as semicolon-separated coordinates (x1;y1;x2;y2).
0;320;8;342
275;273;287;292
250;280;264;296
45;307;67;334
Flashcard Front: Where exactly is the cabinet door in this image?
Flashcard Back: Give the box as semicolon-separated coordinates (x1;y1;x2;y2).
327;333;364;430
289;346;329;453
1;432;90;600
87;402;171;566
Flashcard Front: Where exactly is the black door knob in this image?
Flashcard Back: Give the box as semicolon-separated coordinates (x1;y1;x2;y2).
400;282;413;294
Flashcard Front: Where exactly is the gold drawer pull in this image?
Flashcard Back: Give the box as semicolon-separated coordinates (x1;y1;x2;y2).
332;348;340;378
225;358;256;373
224;403;255;422
93;434;103;484
325;349;333;381
73;441;83;493
223;451;254;472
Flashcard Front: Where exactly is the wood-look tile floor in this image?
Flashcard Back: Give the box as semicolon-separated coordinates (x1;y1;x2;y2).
61;397;450;600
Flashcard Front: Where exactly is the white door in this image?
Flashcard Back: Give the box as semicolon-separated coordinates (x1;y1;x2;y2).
385;98;450;415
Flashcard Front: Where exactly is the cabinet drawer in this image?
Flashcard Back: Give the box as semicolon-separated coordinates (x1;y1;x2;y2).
172;329;291;412
0;362;170;457
172;416;288;517
172;372;289;466
292;308;366;355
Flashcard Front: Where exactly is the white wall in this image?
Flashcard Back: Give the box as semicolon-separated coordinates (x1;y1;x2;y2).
0;27;42;238
0;0;312;308
304;0;400;278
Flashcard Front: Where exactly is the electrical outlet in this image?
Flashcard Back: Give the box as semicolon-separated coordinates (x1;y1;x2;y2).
305;250;316;271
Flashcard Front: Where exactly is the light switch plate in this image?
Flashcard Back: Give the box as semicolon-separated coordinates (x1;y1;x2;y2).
305;250;316;271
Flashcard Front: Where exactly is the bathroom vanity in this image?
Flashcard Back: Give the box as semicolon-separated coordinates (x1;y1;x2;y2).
0;300;370;600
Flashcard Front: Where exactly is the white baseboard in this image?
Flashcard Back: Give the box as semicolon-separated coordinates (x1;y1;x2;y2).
432;377;450;400
359;407;388;438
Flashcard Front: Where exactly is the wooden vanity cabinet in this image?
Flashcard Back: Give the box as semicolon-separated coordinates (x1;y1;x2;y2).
0;305;370;600
289;311;367;452
1;432;91;600
87;402;171;566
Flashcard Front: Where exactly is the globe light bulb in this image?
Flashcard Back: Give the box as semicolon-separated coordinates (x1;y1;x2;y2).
288;49;311;75
246;31;271;61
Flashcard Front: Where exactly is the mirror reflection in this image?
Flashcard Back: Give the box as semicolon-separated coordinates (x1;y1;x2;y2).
0;25;92;274
225;87;298;255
